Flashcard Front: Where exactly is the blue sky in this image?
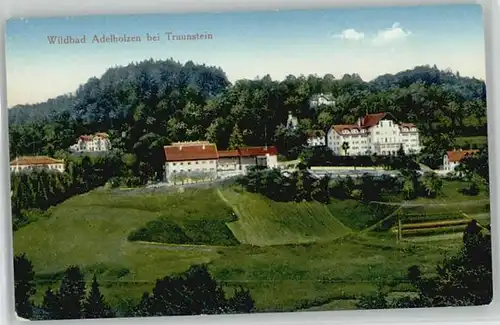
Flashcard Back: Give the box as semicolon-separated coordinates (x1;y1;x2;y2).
6;4;485;106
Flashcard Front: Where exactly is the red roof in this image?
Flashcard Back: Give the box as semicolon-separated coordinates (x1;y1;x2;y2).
446;150;479;163
332;124;363;133
10;156;64;166
164;143;219;162
80;135;93;141
332;112;418;134
218;150;240;158
217;146;279;158
360;113;386;128
238;146;278;157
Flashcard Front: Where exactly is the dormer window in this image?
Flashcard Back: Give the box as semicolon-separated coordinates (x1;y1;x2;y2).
403;128;408;132
411;127;417;132
352;129;358;134
343;130;350;134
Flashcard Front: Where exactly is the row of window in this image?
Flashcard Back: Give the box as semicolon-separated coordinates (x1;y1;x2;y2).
172;167;216;173
172;160;215;166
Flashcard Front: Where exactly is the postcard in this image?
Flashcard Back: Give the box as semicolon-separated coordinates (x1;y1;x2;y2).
5;3;492;321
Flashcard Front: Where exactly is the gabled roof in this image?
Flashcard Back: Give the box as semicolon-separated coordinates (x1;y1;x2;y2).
10;156;64;166
164;142;218;162
238;146;278;157
360;113;387;128
218;150;240;158
331;112;418;134
219;146;278;158
332;124;363;133
445;150;480;163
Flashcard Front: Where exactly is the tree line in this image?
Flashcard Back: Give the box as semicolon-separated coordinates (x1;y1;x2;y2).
8;60;487;182
14;255;254;320
11;154;122;230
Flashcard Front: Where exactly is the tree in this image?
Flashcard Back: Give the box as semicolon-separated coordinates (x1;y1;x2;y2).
58;266;86;319
227;286;255;313
420;172;443;198
83;274;114;318
41;288;61;320
341;141;350;156
13;254;36;319
228;124;244;149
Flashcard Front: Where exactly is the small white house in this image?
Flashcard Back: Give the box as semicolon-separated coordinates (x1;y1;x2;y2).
69;132;111;153
442;149;479;172
219;146;279;174
10;156;65;173
309;93;336;108
306;130;326;147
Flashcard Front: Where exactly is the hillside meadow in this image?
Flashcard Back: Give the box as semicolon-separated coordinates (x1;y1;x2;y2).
13;181;489;314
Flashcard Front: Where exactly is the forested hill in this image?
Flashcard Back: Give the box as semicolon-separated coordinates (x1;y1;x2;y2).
370;65;486;101
8;58;230;125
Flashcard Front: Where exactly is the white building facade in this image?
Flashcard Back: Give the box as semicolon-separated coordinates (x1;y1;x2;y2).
164;142;218;183
309;93;336;108
10;156;65;173
442;149;479;172
306;130;326;147
69;132;111;153
327;113;421;156
163;142;279;184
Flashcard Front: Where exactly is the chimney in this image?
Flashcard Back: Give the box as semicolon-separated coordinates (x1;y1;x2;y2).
179;146;183;151
459;148;462;152
202;144;206;150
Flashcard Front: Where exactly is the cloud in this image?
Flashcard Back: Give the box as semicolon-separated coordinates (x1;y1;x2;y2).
333;28;365;41
372;22;412;45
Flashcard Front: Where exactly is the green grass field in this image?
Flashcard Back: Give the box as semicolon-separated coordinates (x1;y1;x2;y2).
13;180;490;315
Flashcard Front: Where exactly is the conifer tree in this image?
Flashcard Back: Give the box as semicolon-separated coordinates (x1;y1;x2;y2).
41;288;61;320
58;266;86;319
83;274;114;318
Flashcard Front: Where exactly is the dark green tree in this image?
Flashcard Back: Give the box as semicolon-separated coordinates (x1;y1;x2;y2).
58;266;86;319
83;274;114;318
13;254;36;319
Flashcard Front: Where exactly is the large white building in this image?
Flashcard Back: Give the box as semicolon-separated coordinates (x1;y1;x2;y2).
442;149;479;172
327;112;421;156
10;156;65;173
163;141;278;184
69;132;111;153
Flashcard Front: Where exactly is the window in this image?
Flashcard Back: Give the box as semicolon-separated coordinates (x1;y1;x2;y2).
180;162;184;165
188;162;191;165
195;161;199;164
172;162;176;166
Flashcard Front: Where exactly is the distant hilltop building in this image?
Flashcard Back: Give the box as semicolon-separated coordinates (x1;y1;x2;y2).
442;149;479;172
10;156;65;173
306;130;326;147
163;141;278;184
69;132;111;153
327;112;421;156
286;112;299;130
309;93;336;109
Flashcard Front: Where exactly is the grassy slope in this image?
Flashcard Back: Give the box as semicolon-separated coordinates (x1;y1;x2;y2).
219;188;351;246
13;180;489;313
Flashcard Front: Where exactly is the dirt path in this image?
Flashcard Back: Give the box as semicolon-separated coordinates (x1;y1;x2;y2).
370;199;489;207
133;241;218;252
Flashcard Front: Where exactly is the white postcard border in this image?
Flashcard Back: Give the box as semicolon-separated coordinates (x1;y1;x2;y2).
0;0;498;325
